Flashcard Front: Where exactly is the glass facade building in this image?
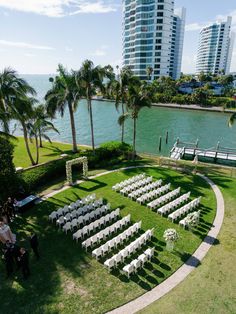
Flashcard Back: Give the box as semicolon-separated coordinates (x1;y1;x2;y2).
196;17;235;75
122;0;186;80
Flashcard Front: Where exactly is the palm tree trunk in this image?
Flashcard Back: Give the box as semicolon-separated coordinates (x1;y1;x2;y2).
35;135;39;165
22;123;35;165
39;132;43;148
121;102;125;143
68;103;78;153
87;92;95;153
132;117;136;160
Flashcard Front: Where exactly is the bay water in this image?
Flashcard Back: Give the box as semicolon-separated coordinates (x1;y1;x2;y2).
17;74;236;156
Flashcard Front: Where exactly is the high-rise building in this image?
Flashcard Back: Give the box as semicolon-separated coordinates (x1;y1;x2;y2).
122;0;186;81
196;17;235;75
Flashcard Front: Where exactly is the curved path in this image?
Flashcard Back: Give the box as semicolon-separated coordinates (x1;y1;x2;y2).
107;173;225;314
43;166;225;314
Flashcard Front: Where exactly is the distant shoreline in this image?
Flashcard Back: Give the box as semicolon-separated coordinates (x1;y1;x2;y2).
93;98;236;114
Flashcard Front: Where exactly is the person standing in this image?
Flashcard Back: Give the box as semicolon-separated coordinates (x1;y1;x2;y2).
19;247;30;280
3;246;14;278
29;233;40;259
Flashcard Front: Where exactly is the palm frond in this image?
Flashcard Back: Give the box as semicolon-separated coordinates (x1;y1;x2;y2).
228;113;236;127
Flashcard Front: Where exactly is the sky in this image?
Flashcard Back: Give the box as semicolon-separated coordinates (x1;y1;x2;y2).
0;0;235;74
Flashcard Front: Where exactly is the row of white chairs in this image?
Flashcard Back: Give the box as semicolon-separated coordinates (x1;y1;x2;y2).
147;187;181;210
112;174;146;191
92;221;142;259
120;177;153;196
122;247;155;278
168;197;201;222
68;194;98;210
49;197;103;221
57;203;110;228
82;213;131;250
73;213;130;243
103;229;154;271
157;192;191;216
55;202;108;226
128;180;163;200
137;183;171;205
63;207;119;235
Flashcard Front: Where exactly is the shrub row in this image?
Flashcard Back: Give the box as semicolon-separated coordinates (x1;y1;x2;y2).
152;93;236;108
18;141;132;194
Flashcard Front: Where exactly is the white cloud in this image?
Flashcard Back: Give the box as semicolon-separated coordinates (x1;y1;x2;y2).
216;10;236;32
0;39;54;50
90;45;108;57
0;0;117;17
186;10;236;32
185;23;206;32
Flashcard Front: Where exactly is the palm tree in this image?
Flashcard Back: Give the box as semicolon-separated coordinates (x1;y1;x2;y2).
0;67;36;133
76;60;105;153
228;113;236;127
112;67;133;143
27;105;59;164
126;79;152;159
45;64;81;153
146;66;153;81
33;104;59;147
10;96;38;165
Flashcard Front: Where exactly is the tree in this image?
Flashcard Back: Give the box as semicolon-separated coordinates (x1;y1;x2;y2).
126;79;152;159
10;96;38;165
198;71;212;83
45;64;81;153
0;136;18;203
33;104;59;148
0;67;36;134
112;66;133;143
146;66;153;81
191;87;212;106
27;105;59;165
76;60;105;153
228;113;236;128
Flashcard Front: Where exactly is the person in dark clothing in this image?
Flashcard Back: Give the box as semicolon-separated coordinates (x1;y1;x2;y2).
3;247;14;278
30;233;40;259
13;243;21;269
19;248;30;280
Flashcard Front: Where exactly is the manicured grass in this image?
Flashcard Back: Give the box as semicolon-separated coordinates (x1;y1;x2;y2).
0;167;216;314
12;136;88;168
139;172;236;314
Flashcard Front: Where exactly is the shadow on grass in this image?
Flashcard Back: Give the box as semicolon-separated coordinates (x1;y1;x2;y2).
0;199;89;313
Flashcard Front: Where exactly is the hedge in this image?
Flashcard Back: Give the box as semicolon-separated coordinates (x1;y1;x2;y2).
19;141;132;194
0;137;18;203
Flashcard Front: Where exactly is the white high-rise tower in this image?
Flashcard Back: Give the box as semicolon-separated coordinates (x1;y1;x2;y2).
196;16;235;75
122;0;186;80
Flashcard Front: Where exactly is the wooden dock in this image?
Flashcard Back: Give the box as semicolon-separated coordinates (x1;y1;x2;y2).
170;139;236;164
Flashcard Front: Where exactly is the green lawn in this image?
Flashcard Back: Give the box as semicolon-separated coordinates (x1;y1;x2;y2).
0;167;216;314
13;136;88;168
139;172;236;314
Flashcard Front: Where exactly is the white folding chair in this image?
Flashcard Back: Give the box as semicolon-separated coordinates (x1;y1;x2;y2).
62;222;71;234
123;264;134;279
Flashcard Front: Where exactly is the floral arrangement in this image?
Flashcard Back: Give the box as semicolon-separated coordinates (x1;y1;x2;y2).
185;210;201;228
66;157;88;185
163;228;179;251
163;228;179;243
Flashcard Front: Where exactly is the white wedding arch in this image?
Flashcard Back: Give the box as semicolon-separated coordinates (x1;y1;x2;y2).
66;157;88;185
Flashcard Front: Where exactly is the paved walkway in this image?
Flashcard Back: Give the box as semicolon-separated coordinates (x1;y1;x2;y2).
41;166;225;314
107;174;225;314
